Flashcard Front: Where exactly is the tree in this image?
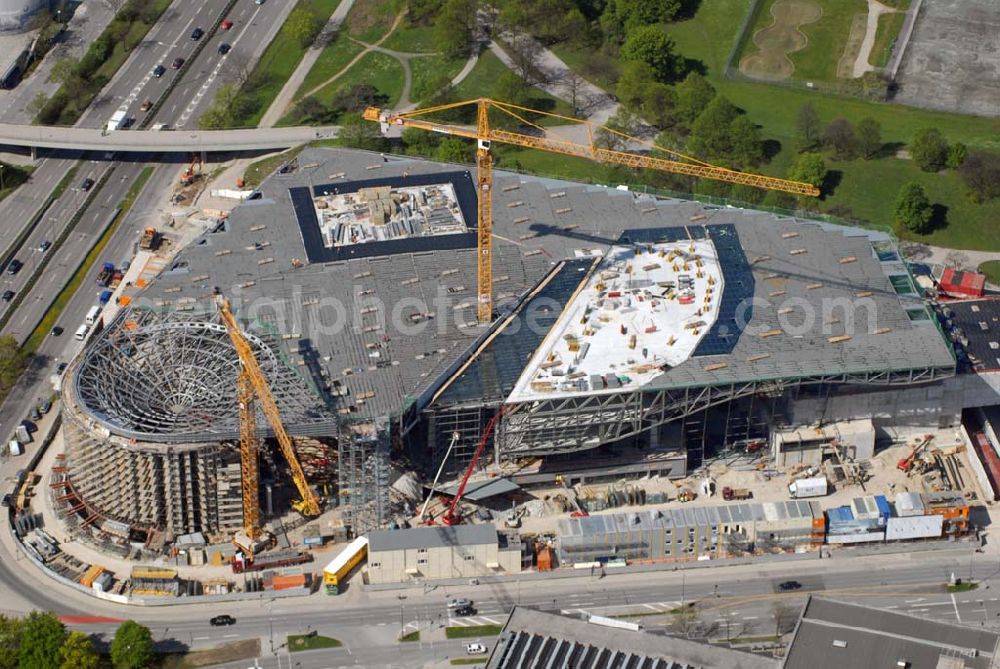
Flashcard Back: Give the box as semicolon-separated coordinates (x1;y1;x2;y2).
795;102;821;152
674;72;715;127
504;34;545;87
947;142;968;169
789;152;826;191
895;182;933;234
434;0;476;58
331;83;379;113
621;25;683;83
855;117;882;159
728;116;764;168
562;70;589;115
687;95;739;160
669;603;703;639
59;631;99;669
595;107;641;151
285;8;321;49
338;113;388;152
436;137;473;164
110;621;154;669
0;615;23;669
402;126;440;155
49;57;79;85
823;118;856;159
958;151;1000;202
615;60;657;112
17;612;66;669
0;335;27;400
911;127;949;172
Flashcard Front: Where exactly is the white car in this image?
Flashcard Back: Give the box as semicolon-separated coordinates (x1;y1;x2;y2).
466;643;487;654
447;598;472;609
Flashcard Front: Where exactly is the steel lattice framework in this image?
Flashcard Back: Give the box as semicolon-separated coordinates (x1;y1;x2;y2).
73;308;337;443
494;366;956;455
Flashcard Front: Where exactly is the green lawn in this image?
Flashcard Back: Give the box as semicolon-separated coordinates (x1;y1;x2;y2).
739;0;867;83
979;261;1000;285
294;37;366;102
410;54;466;103
243;146;306;187
444;625;503;639
549;42;615;92
454;50;575;120
451;659;488;665
288;634;342;652
381;19;437;53
345;0;397;43
313;50;404;108
947;581;978;593
870;11;906;68
816;157;1000;250
231;0;343;127
667;0;749;76
400;630;420;642
0;162;32;202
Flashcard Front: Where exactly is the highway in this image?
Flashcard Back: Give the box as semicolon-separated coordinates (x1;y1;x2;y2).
0;0;310;448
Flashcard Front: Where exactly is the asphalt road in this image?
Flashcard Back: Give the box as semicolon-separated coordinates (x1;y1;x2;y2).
0;1;115;125
50;547;998;668
0;0;299;446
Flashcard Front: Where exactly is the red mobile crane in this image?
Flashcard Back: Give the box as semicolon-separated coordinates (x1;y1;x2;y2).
441;408;506;526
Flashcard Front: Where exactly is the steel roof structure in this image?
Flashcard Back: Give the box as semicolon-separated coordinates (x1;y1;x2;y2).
72;148;955;458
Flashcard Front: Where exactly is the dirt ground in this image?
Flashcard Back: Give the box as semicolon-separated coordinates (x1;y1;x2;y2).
892;0;1000;117
740;0;824;80
513;424;984;536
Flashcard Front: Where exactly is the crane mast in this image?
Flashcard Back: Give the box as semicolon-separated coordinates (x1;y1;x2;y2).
364;97;819;324
216;296;321;555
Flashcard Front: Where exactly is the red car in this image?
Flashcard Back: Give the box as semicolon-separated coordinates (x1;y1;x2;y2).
171;57;185;69
221;19;233;30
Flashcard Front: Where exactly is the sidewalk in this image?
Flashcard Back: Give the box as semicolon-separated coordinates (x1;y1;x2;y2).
258;0;358;128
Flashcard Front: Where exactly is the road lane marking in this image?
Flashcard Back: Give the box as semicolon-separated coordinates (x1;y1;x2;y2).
952;593;962;622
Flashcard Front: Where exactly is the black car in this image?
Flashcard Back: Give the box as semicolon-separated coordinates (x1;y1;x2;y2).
1;495;11;508
80;177;95;192
778;580;802;591
453;605;476;617
7;259;22;275
209;615;236;626
1;290;13;302
56;362;68;375
191;27;204;40
50;326;63;337
172;57;185;69
218;43;231;55
153;64;166;77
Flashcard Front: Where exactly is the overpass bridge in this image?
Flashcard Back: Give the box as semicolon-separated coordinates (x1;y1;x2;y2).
0;124;340;153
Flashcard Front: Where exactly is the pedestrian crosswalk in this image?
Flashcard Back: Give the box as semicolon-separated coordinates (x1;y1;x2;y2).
447;615;503;627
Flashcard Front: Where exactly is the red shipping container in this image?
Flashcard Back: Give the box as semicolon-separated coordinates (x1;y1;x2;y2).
939;267;985;298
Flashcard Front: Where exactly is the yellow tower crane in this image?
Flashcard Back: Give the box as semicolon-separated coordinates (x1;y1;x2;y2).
364;98;819;324
216;294;321;557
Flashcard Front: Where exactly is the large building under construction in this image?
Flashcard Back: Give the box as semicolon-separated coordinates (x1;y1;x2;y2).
61;147;971;542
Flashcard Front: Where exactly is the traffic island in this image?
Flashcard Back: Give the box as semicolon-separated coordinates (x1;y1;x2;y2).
287;633;342;652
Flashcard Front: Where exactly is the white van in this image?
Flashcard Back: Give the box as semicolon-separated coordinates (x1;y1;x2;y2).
74;323;89;341
85;305;101;326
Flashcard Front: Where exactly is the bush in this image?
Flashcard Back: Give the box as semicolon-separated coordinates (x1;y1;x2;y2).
911;128;949;172
957;151;1000;203
895;182;933;233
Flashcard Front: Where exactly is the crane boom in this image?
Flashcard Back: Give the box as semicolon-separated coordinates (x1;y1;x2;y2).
364;98;819;324
217;297;322;523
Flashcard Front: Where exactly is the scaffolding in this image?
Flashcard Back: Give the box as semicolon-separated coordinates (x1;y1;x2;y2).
337;417;390;535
